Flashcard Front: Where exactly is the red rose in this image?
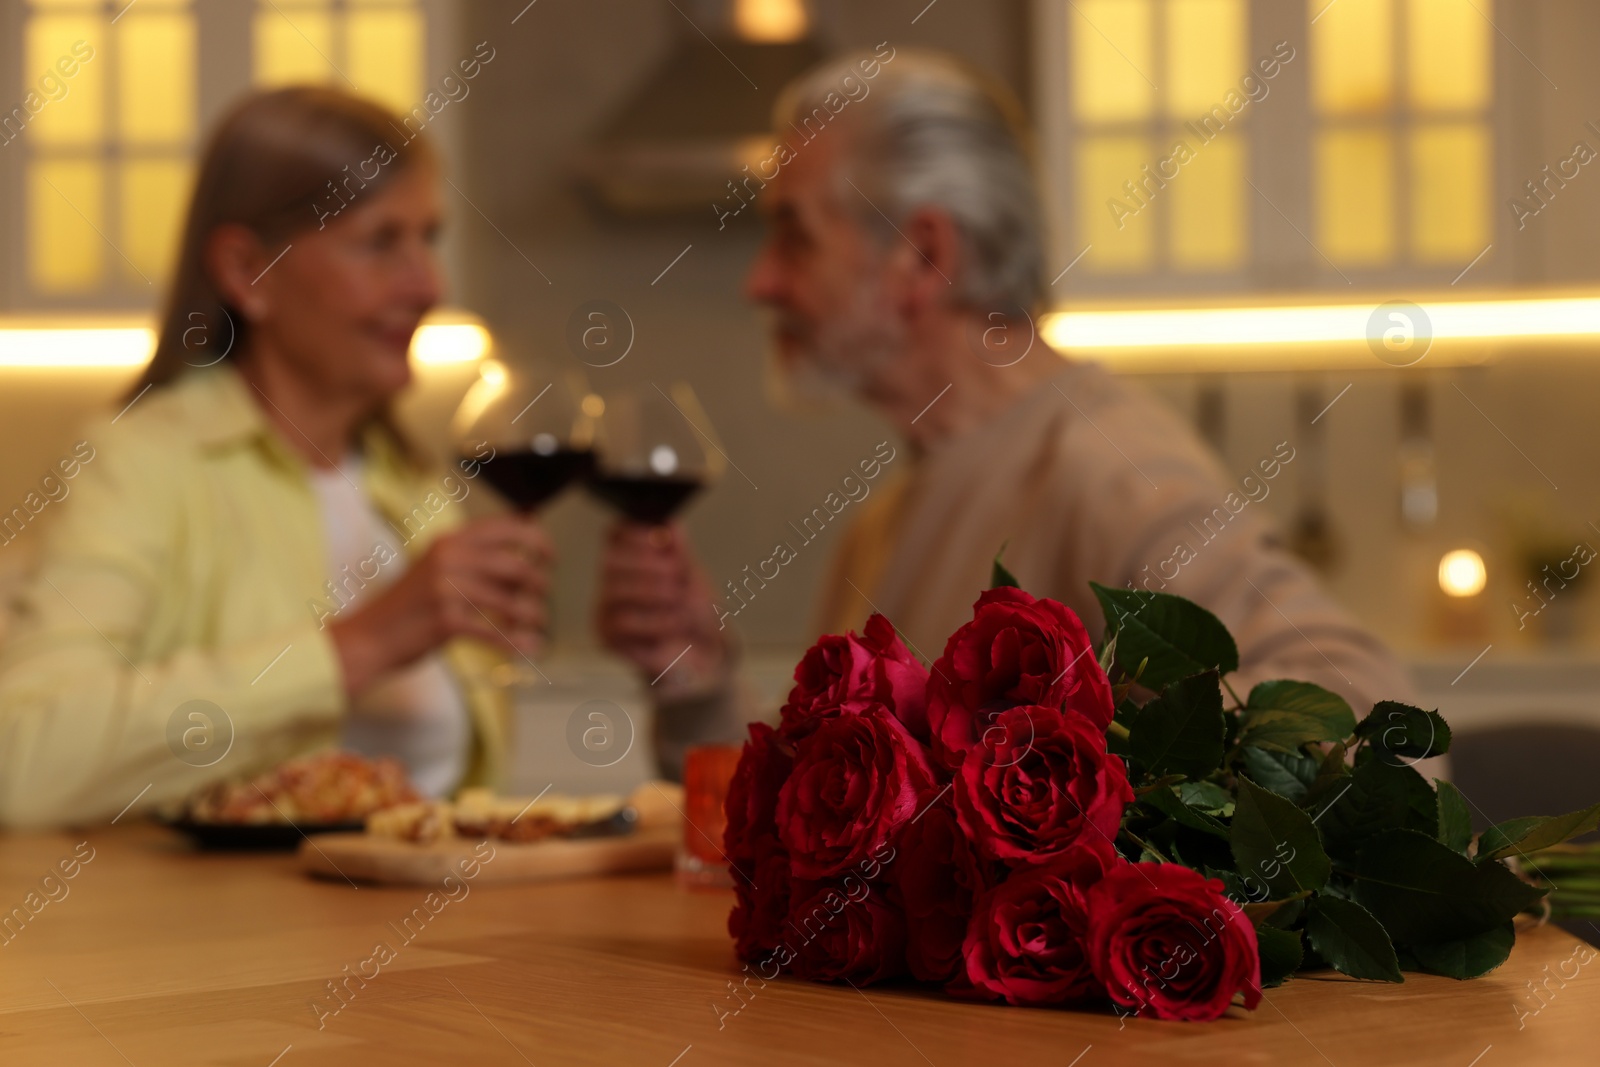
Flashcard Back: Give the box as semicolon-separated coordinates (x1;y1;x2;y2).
787;878;907;984
960;847;1111;1005
1086;863;1262;1022
895;800;993;983
780;614;929;743
729;843;793;964
953;705;1132;866
776;704;936;880
928;588;1113;768
724;722;794;871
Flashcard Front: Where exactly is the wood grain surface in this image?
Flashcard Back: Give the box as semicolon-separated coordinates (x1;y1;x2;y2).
298;824;678;886
0;823;1595;1066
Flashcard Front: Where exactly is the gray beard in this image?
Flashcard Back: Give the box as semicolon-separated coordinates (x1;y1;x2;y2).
763;289;905;415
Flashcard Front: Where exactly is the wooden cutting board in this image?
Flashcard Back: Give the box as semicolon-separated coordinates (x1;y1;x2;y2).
299;823;680;886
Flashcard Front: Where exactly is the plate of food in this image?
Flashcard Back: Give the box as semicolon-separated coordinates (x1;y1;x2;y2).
162;751;420;851
299;780;685;885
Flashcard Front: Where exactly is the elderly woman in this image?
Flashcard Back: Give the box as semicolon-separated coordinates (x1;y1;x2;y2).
0;88;550;827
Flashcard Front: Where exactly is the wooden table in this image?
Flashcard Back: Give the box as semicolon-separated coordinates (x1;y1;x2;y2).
1;824;1595;1066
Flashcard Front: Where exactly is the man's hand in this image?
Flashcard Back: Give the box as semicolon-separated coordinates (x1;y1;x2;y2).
596;521;732;696
329;515;552;697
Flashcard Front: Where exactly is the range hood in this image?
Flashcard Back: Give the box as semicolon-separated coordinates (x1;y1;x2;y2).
577;2;823;217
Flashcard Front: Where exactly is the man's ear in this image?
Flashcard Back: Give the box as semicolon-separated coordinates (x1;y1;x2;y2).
896;206;963;317
205;224;272;322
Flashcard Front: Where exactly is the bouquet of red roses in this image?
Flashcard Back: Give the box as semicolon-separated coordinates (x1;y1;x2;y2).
723;564;1600;1022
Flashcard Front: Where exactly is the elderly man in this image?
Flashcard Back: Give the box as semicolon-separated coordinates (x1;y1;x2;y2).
598;49;1414;774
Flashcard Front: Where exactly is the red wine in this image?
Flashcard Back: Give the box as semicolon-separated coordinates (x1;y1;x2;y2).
587;474;704;524
474;448;595;511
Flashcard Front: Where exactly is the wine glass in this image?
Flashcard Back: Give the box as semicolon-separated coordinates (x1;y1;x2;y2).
586;383;724;524
450;360;593;688
452;361;596;512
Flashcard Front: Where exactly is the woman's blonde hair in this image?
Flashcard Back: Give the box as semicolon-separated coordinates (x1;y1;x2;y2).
131;86;437;402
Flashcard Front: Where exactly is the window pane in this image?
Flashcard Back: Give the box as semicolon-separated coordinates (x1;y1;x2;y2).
1311;0;1393;115
1410;123;1489;262
1071;0;1155;123
25;14;104;147
348;8;423;113
1316;128;1395;264
1407;0;1490;111
254;7;337;88
121;157;191;285
1080;134;1155;270
1170;132;1246;269
1166;0;1244;117
118;11;196;146
29;159;105;292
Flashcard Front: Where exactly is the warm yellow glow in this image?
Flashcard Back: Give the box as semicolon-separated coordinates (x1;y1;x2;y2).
29;160;104;292
733;0;809;42
1080;135;1155;271
1165;0;1244;116
1411;123;1489;263
581;394;606;419
121;158;191;284
1043;297;1600;348
1072;0;1155;123
1311;0;1393;114
26;13;104;146
253;7;335;88
117;9;195;145
410;322;491;365
1316;129;1394;265
348;7;423;113
1170;134;1245;269
450;359;509;437
1408;0;1491;112
0;312;490;369
1439;549;1487;598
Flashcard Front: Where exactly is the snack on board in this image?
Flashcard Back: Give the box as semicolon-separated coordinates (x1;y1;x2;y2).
366;784;681;845
182;751;419;825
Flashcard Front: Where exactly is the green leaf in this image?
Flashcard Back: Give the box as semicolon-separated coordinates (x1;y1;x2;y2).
1127;671;1227;780
1304;896;1403;982
990;543;1019;590
1303;741;1352;807
1090;582;1239;691
1141;785;1229;839
1255;925;1304;988
1237;747;1320;805
1407;922;1516;979
1476;802;1600;862
1355;701;1453;761
1178;780;1235;817
1239;680;1358;755
1231;777;1333;897
1436;780;1473;854
1352;829;1546;946
1314;756;1438;862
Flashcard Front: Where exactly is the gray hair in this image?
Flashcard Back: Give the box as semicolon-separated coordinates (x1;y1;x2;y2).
773;49;1047;314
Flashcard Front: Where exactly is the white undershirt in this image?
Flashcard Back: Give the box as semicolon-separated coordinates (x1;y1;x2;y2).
310;457;470;798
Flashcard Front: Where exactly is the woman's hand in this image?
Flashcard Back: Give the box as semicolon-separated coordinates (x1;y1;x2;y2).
595;521;731;696
329;515;551;697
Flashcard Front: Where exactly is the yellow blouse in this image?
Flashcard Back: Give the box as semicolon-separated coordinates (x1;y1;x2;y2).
0;366;507;829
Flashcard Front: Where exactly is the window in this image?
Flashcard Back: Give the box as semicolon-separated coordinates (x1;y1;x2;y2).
3;0;429;308
1055;0;1255;277
1310;0;1493;268
19;0;196;297
1034;0;1500;292
254;0;425;116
